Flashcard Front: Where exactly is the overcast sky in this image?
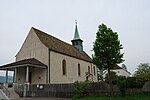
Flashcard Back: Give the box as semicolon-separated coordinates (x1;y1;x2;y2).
0;0;150;76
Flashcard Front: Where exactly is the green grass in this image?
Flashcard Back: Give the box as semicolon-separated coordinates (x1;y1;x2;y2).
72;93;150;100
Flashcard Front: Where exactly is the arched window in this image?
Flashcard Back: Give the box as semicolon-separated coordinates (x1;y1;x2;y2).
88;66;90;74
62;59;66;75
78;64;81;76
93;66;96;76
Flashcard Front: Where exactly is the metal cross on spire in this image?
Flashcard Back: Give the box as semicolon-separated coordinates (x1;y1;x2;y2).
75;20;77;26
73;20;80;40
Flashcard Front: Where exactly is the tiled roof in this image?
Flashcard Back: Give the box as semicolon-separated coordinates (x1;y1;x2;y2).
32;27;92;62
114;65;123;69
0;58;47;69
114;65;131;75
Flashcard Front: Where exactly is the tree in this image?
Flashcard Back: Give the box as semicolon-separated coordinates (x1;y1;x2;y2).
92;24;124;96
105;71;118;85
122;64;127;70
134;63;150;81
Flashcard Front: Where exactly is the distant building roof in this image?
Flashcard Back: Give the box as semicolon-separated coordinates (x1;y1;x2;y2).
114;65;123;69
114;65;131;75
32;27;92;62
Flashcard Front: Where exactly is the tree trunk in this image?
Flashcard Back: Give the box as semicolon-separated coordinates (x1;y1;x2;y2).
108;68;114;97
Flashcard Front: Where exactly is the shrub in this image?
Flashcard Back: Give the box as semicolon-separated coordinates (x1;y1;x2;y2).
74;81;90;98
127;77;145;88
117;76;128;97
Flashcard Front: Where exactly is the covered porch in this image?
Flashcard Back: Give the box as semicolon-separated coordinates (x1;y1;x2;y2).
0;58;48;86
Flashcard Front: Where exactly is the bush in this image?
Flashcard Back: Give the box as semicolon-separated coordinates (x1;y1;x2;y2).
117;76;128;97
74;81;90;98
127;77;145;88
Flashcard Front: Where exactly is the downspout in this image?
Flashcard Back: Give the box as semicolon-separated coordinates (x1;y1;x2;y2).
49;49;51;84
91;63;93;81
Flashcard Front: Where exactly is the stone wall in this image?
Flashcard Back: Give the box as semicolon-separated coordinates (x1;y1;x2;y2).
14;83;74;98
14;81;149;98
14;82;120;98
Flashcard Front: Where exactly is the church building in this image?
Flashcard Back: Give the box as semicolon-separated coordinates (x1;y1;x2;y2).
0;22;98;84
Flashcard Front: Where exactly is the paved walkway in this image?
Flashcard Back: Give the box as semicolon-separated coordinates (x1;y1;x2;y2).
16;97;71;100
0;89;10;100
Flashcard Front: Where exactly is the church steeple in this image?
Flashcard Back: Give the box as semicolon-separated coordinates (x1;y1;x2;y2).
71;20;83;52
73;21;80;40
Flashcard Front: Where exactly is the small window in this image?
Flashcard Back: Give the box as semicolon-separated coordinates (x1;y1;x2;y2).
78;64;81;76
93;66;96;76
62;59;66;75
76;42;78;45
88;66;90;74
73;42;75;46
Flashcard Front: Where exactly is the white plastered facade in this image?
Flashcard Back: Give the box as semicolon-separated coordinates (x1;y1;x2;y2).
15;28;97;84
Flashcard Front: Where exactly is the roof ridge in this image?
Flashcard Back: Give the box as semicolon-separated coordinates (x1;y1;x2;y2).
32;27;89;55
32;27;77;48
32;27;92;62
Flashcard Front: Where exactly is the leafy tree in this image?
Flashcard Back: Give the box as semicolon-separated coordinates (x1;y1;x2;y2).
97;70;104;81
92;24;124;96
105;71;118;85
134;63;150;81
122;64;127;70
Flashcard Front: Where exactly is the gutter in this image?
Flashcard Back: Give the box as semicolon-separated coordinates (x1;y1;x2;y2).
49;48;51;84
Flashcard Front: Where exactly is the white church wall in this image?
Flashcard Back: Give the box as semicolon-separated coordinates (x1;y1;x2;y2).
50;51;97;84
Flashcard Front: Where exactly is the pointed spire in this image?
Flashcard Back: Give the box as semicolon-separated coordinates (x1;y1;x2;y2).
71;20;83;52
73;20;80;40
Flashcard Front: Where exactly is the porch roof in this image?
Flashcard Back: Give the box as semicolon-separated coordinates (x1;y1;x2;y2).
0;58;47;70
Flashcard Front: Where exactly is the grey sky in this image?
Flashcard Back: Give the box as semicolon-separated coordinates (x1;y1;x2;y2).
0;0;150;76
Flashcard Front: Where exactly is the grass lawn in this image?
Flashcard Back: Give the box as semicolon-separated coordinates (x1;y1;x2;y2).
72;93;150;100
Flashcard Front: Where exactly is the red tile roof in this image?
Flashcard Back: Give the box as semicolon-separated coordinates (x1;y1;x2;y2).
114;65;131;75
114;65;123;69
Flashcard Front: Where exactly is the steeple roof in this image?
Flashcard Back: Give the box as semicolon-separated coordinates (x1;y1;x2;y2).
73;21;81;40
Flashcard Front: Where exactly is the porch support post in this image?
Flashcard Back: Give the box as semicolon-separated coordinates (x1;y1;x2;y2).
4;69;8;88
24;66;29;97
26;66;29;83
13;68;17;83
5;69;8;83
